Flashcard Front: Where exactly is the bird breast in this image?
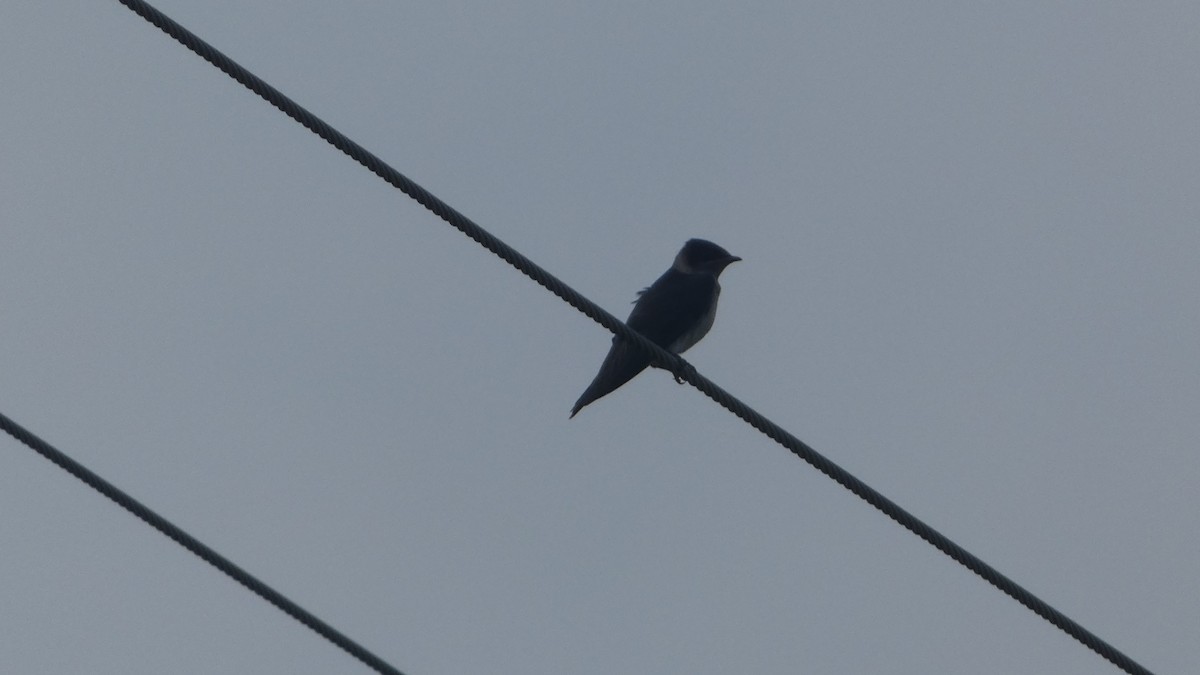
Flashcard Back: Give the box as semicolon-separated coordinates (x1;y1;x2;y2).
669;284;720;354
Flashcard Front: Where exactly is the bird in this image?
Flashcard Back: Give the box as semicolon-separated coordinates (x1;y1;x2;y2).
570;238;741;417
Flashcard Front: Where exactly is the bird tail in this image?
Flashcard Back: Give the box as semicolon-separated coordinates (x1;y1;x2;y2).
569;340;651;417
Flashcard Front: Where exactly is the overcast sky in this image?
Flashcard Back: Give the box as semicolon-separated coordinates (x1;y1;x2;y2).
2;2;1197;674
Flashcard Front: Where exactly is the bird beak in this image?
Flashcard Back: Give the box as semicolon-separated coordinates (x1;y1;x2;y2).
714;254;741;272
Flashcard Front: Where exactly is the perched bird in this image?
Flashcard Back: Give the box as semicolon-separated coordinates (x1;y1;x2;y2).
570;238;741;417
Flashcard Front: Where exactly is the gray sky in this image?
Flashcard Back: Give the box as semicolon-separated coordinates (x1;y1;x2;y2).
3;2;1197;674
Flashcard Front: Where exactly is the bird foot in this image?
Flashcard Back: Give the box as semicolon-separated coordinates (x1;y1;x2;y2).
671;360;697;384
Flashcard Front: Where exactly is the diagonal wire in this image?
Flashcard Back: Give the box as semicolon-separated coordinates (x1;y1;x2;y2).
0;411;406;675
96;1;1156;674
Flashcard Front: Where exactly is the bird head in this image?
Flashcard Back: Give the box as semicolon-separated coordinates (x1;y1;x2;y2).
673;238;741;276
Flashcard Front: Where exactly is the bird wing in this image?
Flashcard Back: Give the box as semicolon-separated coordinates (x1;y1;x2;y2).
627;270;718;349
569;270;717;417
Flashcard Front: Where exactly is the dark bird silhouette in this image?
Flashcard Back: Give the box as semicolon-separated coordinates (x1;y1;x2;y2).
570;239;740;417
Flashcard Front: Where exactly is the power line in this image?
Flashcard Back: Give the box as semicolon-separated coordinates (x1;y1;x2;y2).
89;1;1154;674
0;411;407;675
